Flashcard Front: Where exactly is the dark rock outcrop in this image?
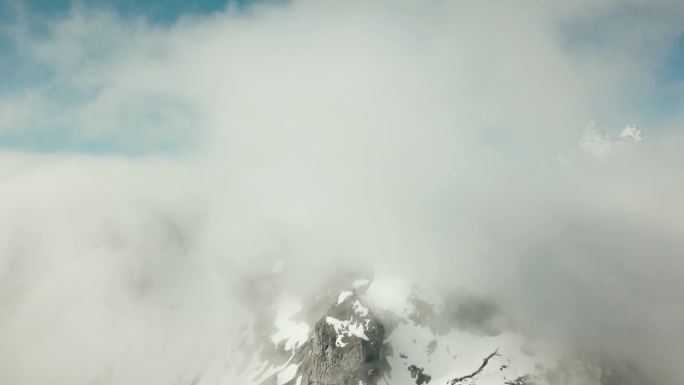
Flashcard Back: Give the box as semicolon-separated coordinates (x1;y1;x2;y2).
291;292;387;385
407;364;431;385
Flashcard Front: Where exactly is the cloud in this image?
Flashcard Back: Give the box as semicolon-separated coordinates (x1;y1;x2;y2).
0;1;684;384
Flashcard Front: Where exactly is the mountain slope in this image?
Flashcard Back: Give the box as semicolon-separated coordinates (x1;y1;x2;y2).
195;270;648;385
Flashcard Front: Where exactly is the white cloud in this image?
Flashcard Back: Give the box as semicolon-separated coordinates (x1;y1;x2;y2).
1;1;684;384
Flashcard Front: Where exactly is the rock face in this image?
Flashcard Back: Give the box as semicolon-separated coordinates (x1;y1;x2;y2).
195;274;657;385
292;291;387;385
407;365;431;385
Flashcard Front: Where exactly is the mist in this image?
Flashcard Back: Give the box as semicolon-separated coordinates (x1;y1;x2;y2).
1;1;683;384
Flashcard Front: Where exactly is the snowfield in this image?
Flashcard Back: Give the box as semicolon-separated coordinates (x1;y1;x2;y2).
195;271;614;385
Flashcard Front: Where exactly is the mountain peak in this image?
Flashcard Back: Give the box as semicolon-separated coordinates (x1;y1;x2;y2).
196;273;651;385
578;121;644;161
618;124;643;144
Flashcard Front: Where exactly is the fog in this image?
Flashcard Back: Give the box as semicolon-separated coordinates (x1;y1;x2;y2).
1;1;683;384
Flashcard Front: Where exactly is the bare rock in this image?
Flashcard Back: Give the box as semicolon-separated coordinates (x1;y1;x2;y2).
292;291;387;385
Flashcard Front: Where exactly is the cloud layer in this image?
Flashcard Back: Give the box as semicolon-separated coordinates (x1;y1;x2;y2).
1;1;684;384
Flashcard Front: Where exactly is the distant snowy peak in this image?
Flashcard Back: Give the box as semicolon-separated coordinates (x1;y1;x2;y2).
578;121;643;160
618;124;643;144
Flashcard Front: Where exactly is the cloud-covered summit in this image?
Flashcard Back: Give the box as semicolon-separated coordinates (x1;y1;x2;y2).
578;121;643;160
0;1;683;385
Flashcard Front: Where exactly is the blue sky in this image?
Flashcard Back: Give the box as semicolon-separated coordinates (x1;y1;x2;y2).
3;6;684;385
557;2;684;129
0;0;253;154
0;0;683;155
0;0;267;91
3;0;253;23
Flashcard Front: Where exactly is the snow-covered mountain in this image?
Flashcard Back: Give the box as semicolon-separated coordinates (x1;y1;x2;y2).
194;270;648;385
578;122;643;160
547;122;644;169
617;125;643;144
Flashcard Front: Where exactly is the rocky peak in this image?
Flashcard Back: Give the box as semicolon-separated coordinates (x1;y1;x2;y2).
195;274;655;385
291;290;387;385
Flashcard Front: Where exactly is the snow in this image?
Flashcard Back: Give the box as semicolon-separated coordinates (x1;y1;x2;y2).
579;121;644;161
385;318;555;385
325;316;370;347
276;363;299;385
618;124;643;143
198;274;601;385
337;290;353;304
197;330;298;385
271;296;310;351
352;300;369;316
